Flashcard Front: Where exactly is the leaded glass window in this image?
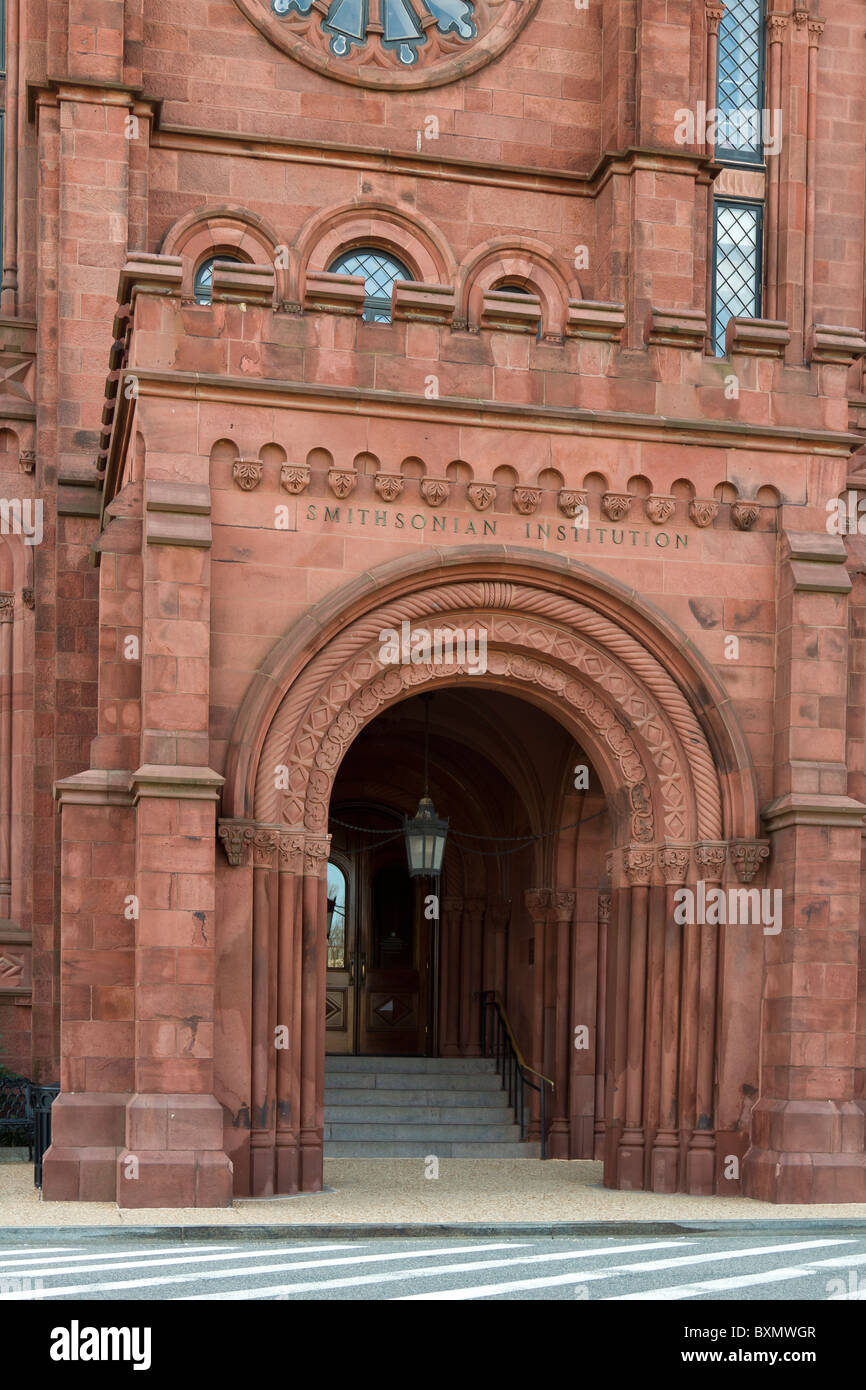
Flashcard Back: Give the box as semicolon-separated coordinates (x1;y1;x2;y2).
712;201;763;355
329;247;412;323
193;255;243;305
716;0;765;163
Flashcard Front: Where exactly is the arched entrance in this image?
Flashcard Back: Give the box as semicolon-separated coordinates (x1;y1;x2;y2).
218;548;766;1200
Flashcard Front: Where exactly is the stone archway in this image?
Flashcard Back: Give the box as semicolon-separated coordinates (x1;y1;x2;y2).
218;549;765;1198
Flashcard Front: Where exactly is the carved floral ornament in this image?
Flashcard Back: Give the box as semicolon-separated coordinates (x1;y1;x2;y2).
375;472;404;501
281;463;311;495
217;822;332;873
600;840;771;889
232;459;263;491
233;0;539;90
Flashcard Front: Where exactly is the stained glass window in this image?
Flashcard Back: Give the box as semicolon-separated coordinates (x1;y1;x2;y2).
193;255;243;305
716;0;765;162
712;201;763;355
329;247;412;323
272;0;476;67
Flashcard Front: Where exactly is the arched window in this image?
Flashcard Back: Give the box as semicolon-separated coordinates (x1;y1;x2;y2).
495;281;542;341
193;254;244;305
328;247;411;323
326;862;348;969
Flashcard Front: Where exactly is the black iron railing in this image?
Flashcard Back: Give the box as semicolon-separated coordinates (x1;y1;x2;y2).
30;1084;59;1188
480;990;554;1159
0;1072;31;1150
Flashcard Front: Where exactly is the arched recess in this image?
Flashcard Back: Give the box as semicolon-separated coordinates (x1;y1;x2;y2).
457;238;581;336
217;549;765;1201
296;200;456;302
159;205;287;301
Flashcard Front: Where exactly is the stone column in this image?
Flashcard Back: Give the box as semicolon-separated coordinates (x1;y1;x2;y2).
116;480;232;1208
275;833;305;1195
460;897;485;1056
685;842;727;1195
300;836;330;1192
616;846;654;1190
593;891;611;1160
0;594;13;917
743;532;866;1201
650;846;690;1192
525;889;549;1141
764;14;787;322
548;891;575;1159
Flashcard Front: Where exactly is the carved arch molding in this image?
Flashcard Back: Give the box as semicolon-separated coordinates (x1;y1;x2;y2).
220;579;767;882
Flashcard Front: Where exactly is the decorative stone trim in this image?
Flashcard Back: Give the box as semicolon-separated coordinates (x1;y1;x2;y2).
374;472;404;502
54;768;135;809
558;488;588;518
782;531;852;594
117;253;183;306
725;318;791;358
391;282;456;325
597;892;612;923
645;307;708;351
645;494;676;525
18;449;35;474
218;820;256;867
657;845;691;885
328;469;357;499
565;300;626;342
729;840;771;883
131;764;225;802
602;492;632;521
21;589;34;610
467;483;495;512
705;5;725;36
623;846;655;886
420;478;450;507
730;500;760;531
304;271;366;317
694;842;728;883
232;459;263;491
512;486;541;515
210;262;275;306
145;480;212;548
689;498;719;528
0;923;32;995
304;837;332;877
0;594;13;623
550;891;576;922
480;289;542;335
280;463;311;495
808;323;866;366
761;792;866;833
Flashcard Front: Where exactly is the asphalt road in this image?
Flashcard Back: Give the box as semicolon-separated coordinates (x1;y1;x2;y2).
2;1230;866;1301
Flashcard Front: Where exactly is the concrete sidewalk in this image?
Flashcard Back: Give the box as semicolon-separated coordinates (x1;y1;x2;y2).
2;1156;866;1230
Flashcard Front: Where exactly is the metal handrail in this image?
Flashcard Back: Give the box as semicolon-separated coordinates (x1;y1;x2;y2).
480;990;554;1159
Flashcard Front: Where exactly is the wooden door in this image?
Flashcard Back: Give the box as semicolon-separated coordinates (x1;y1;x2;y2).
358;855;430;1055
324;856;355;1054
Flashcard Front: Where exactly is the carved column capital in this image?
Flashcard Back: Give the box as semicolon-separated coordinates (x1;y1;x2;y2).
623;846;655;886
807;18;825;46
549;891;576;923
597;892;612;924
278;832;305;873
729;839;771;883
303;836;332;877
525;888;551;923
0;593;14;624
767;13;788;40
657;844;691;886
705;5;725;37
694;841;728;883
252;827;281;869
218;819;255;867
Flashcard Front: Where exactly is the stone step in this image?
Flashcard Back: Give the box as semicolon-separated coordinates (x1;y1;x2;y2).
323;1140;542;1158
325;1071;504;1092
325;1056;496;1073
325;1088;510;1109
324;1105;512;1125
324;1121;522;1142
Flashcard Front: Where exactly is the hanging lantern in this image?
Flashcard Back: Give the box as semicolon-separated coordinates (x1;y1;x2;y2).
403;794;449;878
403;694;448;877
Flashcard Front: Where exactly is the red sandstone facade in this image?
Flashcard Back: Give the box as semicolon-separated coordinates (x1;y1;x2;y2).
1;0;866;1206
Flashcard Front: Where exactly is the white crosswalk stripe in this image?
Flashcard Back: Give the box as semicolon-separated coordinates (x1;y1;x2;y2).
179;1240;692;1300
0;1243;236;1271
0;1247;85;1259
0;1243;355;1283
607;1267;817;1299
0;1241;526;1299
